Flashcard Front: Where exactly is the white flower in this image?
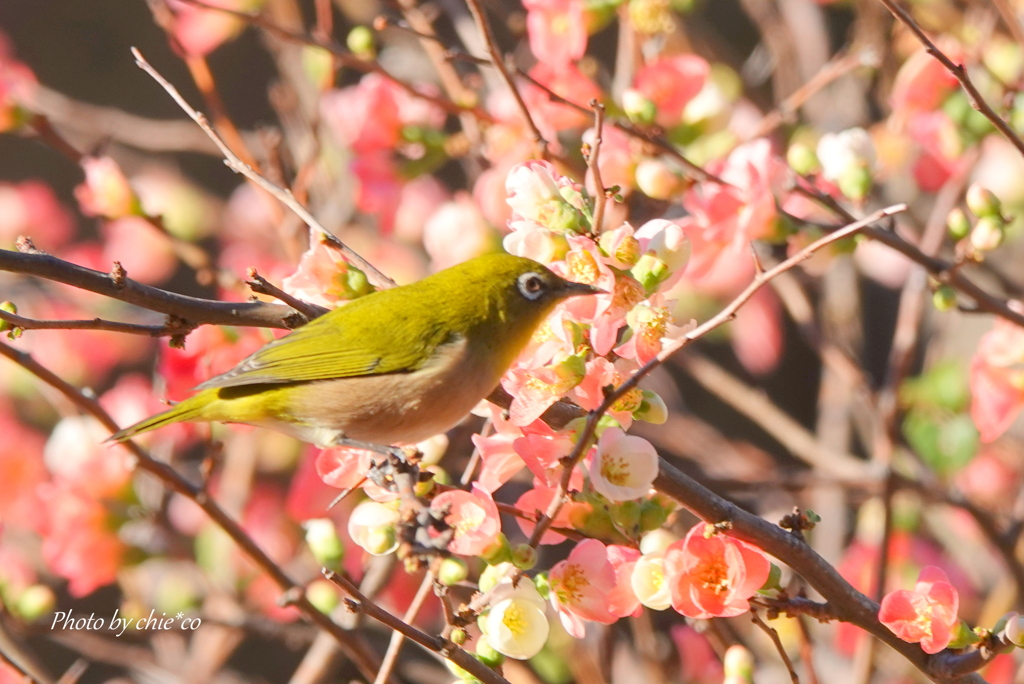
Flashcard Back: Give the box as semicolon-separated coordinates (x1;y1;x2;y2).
505;161;562;223
486;579;550;659
590;428;659;502
347;501;399;556
630;553;671;610
634;219;690;274
816;128;876;183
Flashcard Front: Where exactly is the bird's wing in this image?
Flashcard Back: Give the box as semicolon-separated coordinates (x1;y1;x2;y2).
196;307;448;390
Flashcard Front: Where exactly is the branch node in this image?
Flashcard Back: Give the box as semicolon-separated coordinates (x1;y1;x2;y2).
110;261;127;288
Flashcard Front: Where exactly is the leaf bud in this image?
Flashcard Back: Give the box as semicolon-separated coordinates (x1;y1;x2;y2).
346;26;376;60
966;183;1002;218
512;543;538;570
533;572;551;600
838;164;872;202
450;627;468;645
0;301;16;332
786;141;820;176
304;518;345;571
305;579;340;614
948;620;983;649
933;285;957;311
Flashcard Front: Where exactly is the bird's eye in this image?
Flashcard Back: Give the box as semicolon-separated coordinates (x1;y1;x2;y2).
517;272;546;301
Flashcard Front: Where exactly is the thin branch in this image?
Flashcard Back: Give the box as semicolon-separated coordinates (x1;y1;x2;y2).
463;0;547;158
586;100;607;234
877;0;1024;160
753;596;837;622
323;570;511;684
0;309;195;338
751;611;800;684
245;268;329;321
372;573;433;684
0;249;300;330
991;0;1024;50
130;48;396;290
527;204;908;547
0;341;383;681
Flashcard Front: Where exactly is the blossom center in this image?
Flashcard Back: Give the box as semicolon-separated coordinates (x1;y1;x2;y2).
556;563;589;604
696;557;730;595
501;602;528;636
600;454;632;486
567;251;600;284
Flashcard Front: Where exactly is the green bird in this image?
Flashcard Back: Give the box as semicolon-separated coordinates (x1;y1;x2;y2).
110;253;601;447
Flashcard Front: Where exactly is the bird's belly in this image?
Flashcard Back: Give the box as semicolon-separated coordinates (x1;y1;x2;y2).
285;344;500;446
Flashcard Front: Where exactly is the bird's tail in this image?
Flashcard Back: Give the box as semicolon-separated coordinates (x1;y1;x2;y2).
107;391;214;443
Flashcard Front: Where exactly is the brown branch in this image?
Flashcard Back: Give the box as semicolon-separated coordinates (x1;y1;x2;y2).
0;248;301;330
130;48;396;291
753;596;837;622
463;0;547;158
877;0;1024;160
0;308;196;338
0;341;383;681
527;204;908;547
586;100;607;234
245;268;330;321
991;0;1024;50
751;610;800;684
323;570;511;684
372;573;434;684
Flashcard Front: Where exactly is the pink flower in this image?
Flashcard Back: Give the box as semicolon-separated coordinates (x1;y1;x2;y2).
74;156;138;219
37;482;125;597
663;523;771;618
43;416;133;498
502;355;586;426
158;325;269;402
523;0;587;67
0;409;47;529
970;310;1024;442
670;625;724;684
0;32;37;133
315;445;376;491
101;216;177;285
168;0;264;56
730;288;783;375
634;55;709;128
474;431;526;494
590;427;659;501
0;180;75;251
521;63;602;142
606;545;642;618
513;484;583;544
423;193;494;270
281;231;375;309
549;539;619;636
891;47;960;114
430;484;502;556
513;420;576;485
878;566;959;654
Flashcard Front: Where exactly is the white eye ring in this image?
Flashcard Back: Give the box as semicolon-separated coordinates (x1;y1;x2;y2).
517;272;546;301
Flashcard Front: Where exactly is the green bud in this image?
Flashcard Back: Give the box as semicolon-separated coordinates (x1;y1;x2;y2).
450;627;468;645
341;266;373;300
481;534;513;565
971;215;1005;252
365;526;397;556
346;26;376;60
301;46;335;90
723;644;754;681
639;499;670;532
933;285;957;311
478;562;510;593
946;207;971;240
13;584;55;622
512;543;538;570
304;518;345;571
306;579;340;614
1005;613;1024;647
838;164;872;202
547;201;586;234
786;142;820;176
0;301;16;332
966;183;1002;218
622;88;657;125
475;635;505;668
438;557;469;586
444;658;479;682
634;389;668;424
533;572;551;600
631;253;670;293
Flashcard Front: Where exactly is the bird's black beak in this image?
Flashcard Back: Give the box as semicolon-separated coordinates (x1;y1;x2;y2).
562;281;606;297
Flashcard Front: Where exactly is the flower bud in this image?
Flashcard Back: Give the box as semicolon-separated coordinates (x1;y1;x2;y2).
301;46;335;90
450;627;468;645
760;562;783;592
599;227;641;269
304;518;345;570
723;644;754;681
512;543;538;571
933;285;957;311
610;500;642;530
438;557;469;586
640;528;677;554
348;501;400;556
966;183;1002;218
817;128;875;184
635;158;684;200
533;572;551;599
786;142;820;175
948;620;982;649
346;26;376;60
13;584;55;622
946;207;970;240
634;389;668;424
306;579;340;614
622;88;657;125
478;562;513;593
970;215;1005;252
630;553;671;610
1005;613;1024;646
838;164;872;202
631;253;670;293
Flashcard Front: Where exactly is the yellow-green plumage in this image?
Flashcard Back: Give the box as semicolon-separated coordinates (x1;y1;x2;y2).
110;253;600;447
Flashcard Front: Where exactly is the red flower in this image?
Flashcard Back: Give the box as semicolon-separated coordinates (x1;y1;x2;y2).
878;566;959;654
663;523;770;618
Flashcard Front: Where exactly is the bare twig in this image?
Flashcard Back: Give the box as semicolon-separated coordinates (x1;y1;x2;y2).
586;100;607;234
130;48;395;290
245;268;329;321
323;570;511;684
0;341;382;681
752;610;800;684
463;0;547;157
527;204;908;547
878;0;1024;160
0;308;195;338
372;573;434;684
